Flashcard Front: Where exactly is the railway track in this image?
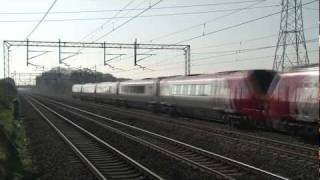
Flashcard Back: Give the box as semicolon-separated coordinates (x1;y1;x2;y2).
31;95;289;180
41;94;317;163
25;96;163;180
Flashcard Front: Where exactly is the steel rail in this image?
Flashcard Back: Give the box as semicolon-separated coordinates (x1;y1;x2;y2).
35;95;289;180
25;96;163;180
43;94;317;161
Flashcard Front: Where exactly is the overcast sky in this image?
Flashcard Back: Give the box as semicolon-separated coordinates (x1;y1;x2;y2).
0;0;318;84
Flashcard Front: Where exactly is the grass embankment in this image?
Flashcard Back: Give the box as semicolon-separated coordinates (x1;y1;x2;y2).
0;106;33;179
0;78;35;179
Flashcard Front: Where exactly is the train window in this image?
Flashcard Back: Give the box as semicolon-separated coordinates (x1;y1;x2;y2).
171;84;211;96
190;84;196;95
204;84;211;96
171;85;176;95
198;85;205;96
183;85;189;95
122;85;145;94
176;85;182;95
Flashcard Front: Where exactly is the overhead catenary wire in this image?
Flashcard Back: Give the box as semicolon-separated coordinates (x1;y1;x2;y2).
67;0;162;69
110;39;318;76
100;0;303;74
192;25;317;50
150;41;318;70
25;0;58;39
192;38;318;56
174;0;317;44
190;49;319;68
117;49;318;76
79;0;137;42
112;0;267;65
81;0;316;75
147;0;267;42
94;0;164;42
0;5;281;23
9;0;316;78
0;0;267;15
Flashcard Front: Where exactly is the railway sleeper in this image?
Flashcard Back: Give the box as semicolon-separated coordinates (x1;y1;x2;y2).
102;168;138;174
98;160;127;165
98;166;134;172
206;162;227;168
181;154;207;160
190;156;211;162
90;156;119;161
94;163;130;169
105;170;141;176
109;173;145;180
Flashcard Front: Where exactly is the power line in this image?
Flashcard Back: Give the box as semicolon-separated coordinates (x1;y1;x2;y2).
193;34;278;50
191;49;319;67
190;25;316;50
191;39;317;62
110;39;318;75
174;0;317;44
147;0;267;42
26;0;58;39
192;38;317;56
100;0;317;76
94;0;163;42
80;0;137;42
83;0;316;75
0;0;266;15
0;5;281;23
146;49;319;72
113;0;266;64
112;48;319;76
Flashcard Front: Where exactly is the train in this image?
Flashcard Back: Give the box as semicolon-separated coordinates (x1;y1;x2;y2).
72;66;319;136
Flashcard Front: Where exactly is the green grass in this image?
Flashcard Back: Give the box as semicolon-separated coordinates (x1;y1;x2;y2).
0;78;37;179
0;107;24;179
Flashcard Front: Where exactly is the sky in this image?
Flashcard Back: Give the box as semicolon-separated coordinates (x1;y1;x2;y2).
0;0;318;85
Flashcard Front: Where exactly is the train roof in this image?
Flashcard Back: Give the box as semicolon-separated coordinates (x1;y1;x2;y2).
288;63;319;71
72;84;82;87
96;82;118;86
281;64;319;77
119;78;158;85
160;69;274;82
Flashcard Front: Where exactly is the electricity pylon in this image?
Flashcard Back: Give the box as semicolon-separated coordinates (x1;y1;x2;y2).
273;0;309;72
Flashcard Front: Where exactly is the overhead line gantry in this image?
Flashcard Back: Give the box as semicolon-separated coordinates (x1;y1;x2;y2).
3;39;191;79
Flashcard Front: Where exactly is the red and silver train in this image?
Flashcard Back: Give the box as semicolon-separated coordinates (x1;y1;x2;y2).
266;65;319;135
72;66;319;136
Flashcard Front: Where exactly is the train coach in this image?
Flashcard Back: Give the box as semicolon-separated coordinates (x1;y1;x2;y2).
71;67;318;135
158;70;276;127
266;65;319;135
72;69;276;127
